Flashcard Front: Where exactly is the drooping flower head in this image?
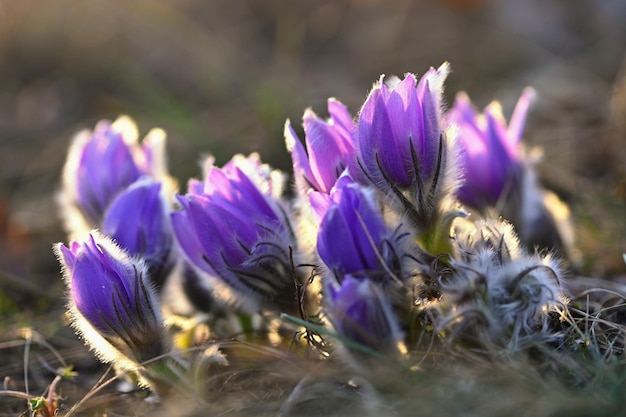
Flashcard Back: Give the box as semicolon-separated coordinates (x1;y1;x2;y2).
54;231;167;369
285;98;356;194
325;275;404;356
102;178;173;290
316;176;407;286
447;88;534;209
60;116;170;232
172;155;297;313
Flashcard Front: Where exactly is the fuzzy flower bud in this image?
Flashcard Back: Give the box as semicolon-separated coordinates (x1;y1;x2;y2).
102;178;173;290
54;232;167;370
316;177;406;286
440;219;566;348
325;276;404;356
354;64;462;244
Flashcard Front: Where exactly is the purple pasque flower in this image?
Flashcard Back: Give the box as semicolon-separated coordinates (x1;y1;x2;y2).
61;116;168;227
448;88;534;209
285;98;356;194
316;176;405;286
325;275;404;355
355;63;450;193
172;157;296;313
54;231;167;367
102;178;173;290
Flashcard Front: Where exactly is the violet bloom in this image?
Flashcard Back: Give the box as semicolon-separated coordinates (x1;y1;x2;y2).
356;63;449;193
102;178;173;290
325;275;404;355
61;116;168;228
54;232;167;368
285;98;356;194
316;177;405;285
448;88;534;209
172;158;296;313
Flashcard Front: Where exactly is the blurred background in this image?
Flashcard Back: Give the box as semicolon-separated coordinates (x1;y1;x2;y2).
0;0;625;337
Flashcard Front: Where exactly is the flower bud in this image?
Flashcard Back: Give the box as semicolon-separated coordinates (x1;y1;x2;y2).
54;232;168;369
354;63;462;239
325;276;404;355
102;178;173;290
316;177;405;286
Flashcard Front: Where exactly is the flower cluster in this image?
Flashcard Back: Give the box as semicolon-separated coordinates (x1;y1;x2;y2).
54;63;574;393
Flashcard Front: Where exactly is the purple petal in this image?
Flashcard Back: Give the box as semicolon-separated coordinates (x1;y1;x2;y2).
103;179;169;259
328;98;355;139
171;203;216;276
317;181;390;278
358;85;411;186
285;120;317;192
303;110;350;193
506;87;535;149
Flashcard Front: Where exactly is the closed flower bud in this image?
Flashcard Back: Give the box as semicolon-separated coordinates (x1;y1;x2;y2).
102;178;173;290
316;177;407;286
325;276;404;356
54;232;168;370
442;219;566;348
